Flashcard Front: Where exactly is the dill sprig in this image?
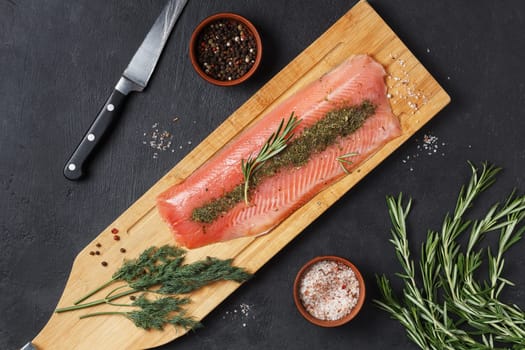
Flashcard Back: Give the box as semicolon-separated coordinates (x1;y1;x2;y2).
79;294;201;331
157;256;252;294
56;245;252;331
375;162;525;349
241;113;300;204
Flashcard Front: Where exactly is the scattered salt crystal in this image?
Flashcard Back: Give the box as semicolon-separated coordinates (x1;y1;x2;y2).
386;56;429;115
240;303;251;317
222;303;255;328
142;121;176;157
401;132;446;171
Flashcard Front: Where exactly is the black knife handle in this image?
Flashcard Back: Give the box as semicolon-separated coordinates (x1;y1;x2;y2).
63;89;128;180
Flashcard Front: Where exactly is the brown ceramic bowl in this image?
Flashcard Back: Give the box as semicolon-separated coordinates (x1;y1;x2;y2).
189;13;262;86
293;256;365;327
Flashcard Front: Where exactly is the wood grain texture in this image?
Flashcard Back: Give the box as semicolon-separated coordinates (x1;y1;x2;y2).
32;1;449;349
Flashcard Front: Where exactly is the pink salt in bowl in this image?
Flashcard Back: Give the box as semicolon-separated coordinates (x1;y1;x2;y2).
293;255;365;327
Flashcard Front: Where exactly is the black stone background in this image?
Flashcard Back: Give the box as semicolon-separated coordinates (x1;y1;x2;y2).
1;0;524;349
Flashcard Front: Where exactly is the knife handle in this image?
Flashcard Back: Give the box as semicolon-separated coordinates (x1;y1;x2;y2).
63;89;128;180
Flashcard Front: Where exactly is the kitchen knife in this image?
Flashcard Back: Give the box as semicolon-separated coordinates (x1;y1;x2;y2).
63;0;188;181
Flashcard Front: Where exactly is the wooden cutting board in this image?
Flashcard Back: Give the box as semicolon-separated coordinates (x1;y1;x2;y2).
32;1;450;349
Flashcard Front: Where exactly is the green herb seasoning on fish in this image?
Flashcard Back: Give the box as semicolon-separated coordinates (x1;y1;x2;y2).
192;101;376;224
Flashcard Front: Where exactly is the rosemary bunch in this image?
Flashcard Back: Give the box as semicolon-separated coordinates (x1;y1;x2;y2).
241;113;300;203
56;245;252;331
375;162;525;349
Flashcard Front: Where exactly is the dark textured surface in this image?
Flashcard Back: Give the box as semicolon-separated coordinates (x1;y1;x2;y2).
1;0;525;349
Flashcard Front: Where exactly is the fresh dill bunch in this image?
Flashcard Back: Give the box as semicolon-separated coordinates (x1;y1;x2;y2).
56;245;252;331
375;162;525;349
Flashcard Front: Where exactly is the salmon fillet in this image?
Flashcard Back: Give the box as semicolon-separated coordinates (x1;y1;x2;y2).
157;55;401;249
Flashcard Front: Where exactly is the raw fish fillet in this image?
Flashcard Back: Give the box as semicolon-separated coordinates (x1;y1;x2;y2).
157;55;401;248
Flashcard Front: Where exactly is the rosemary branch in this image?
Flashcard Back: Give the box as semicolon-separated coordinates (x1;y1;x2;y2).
375;162;525;349
241;113;300;204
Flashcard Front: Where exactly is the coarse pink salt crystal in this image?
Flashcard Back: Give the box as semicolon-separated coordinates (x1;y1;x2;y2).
298;260;359;321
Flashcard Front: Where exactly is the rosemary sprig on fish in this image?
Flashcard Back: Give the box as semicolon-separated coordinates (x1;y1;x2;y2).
241;113;300;204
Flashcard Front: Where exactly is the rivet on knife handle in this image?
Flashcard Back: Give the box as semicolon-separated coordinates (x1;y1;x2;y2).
63;89;128;180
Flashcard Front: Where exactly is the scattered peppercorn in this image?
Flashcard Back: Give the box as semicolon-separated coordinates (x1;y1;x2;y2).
196;18;257;81
113;235;120;241
111;228;119;234
96;243;102;248
101;261;108;267
95;251;100;255
120;248;126;253
130;295;136;301
89;251;95;256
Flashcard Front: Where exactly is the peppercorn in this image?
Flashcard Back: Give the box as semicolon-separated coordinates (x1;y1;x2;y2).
101;261;108;267
113;235;120;241
196;18;257;81
89;251;95;256
96;243;102;248
111;228;119;234
120;248;126;253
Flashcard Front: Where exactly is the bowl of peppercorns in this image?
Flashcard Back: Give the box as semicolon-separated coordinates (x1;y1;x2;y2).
189;13;262;86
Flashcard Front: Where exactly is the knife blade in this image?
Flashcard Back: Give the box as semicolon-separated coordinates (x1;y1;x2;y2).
63;0;188;181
